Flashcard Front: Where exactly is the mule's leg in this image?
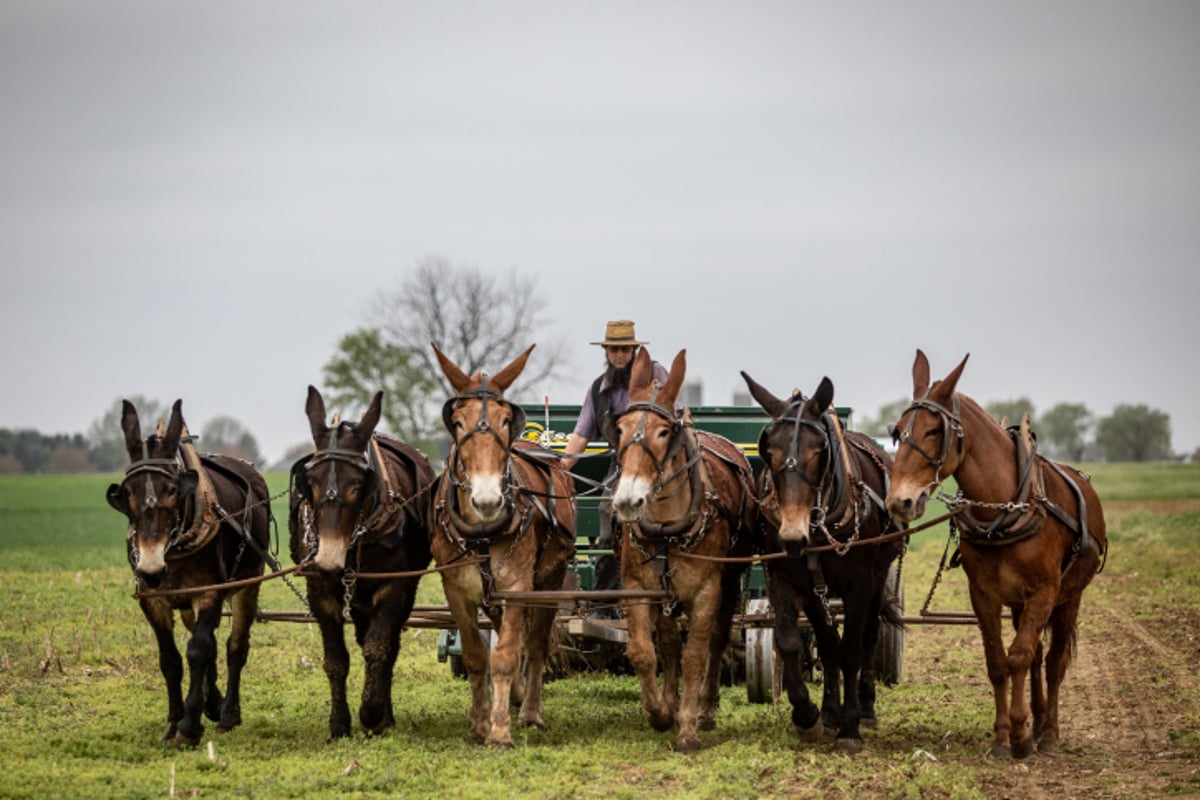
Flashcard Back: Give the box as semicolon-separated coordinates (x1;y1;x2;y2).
486;603;524;748
674;579;721;754
1006;591;1055;760
174;595;223;746
141;599;185;743
832;585;878;755
969;583;1013;758
802;590;843;738
623;595;674;733
310;583;353;740
768;575;821;739
698;574;739;732
358;585;406;734
441;583;492;744
518;604;556;731
1030;636;1046;747
857;584;885;728
1038;597;1081;755
217;584;259;733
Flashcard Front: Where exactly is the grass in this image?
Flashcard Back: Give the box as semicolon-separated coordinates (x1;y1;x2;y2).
0;465;1197;798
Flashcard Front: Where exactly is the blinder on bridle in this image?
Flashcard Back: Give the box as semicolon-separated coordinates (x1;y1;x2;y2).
890;391;964;477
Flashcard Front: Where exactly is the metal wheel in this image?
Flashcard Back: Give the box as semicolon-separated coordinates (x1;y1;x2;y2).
872;563;905;686
745;598;781;703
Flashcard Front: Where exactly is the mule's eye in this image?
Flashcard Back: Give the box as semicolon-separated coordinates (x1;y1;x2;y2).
657;428;670;440
887;424;899;443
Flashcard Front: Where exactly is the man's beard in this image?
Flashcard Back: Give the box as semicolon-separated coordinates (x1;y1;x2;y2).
605;358;633;390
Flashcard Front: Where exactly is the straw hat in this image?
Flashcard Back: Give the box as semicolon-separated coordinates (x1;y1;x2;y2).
591;319;648;347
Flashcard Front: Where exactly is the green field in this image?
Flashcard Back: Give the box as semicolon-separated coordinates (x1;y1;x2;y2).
1;465;1198;799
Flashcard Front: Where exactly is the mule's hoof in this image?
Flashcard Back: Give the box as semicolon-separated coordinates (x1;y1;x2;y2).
1012;736;1035;760
520;716;546;731
989;744;1012;759
649;711;675;733
675;736;702;754
698;715;716;732
834;737;863;756
485;738;515;750
796;720;824;743
1037;738;1060;756
861;716;878;729
171;731;201;749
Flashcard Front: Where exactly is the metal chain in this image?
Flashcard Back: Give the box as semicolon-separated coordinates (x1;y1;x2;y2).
936;488;1031;514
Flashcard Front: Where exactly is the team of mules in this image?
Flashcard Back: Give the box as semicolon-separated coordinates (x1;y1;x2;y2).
109;345;1107;758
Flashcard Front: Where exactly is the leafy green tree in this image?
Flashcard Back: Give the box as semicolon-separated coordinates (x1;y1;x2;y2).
320;327;438;445
200;416;264;466
1095;404;1173;462
89;395;165;471
369;255;568;400
858;397;913;438
985;397;1037;430
1039;402;1092;461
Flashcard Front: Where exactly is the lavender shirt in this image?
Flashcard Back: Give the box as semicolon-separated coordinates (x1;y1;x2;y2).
573;361;675;441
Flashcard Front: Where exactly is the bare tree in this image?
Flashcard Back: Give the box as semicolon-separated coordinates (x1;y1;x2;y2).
369;255;568;400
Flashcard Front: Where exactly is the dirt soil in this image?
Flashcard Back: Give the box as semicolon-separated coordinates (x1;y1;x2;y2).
961;578;1200;799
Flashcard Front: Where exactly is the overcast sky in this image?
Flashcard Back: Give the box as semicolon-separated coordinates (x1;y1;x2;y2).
2;2;1198;463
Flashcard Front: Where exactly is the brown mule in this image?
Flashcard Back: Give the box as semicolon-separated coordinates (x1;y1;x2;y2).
106;399;270;746
429;344;576;748
289;387;434;739
886;350;1108;758
742;372;905;755
610;348;758;753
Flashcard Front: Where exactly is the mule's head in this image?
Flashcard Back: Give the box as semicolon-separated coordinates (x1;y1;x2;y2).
611;348;687;523
742;372;836;552
293;386;384;575
885;349;969;522
434;343;532;524
106;399;194;587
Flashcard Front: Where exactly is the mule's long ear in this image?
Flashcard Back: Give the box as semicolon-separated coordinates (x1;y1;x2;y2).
629;347;654;396
120;400;142;462
305;385;328;442
740;371;787;419
162;400;184;452
809;376;834;417
491;344;535;393
432;343;473;393
935;353;970;401
659;349;687;408
358;391;383;439
912;349;931;399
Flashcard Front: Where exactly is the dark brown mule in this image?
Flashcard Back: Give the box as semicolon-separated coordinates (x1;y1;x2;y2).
741;373;905;755
885;350;1108;759
429;344;575;748
288;387;434;739
610;348;758;753
106;399;270;745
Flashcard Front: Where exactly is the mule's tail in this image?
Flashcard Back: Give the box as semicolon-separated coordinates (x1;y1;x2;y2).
880;596;907;631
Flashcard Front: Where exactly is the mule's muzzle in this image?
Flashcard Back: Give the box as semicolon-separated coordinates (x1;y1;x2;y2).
612;495;646;523
887;491;928;523
783;540;807;559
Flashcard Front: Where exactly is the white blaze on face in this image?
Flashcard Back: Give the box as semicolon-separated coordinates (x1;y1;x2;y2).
776;504;812;546
135;538;167;577
468;470;505;521
313;534;349;573
612;473;653;522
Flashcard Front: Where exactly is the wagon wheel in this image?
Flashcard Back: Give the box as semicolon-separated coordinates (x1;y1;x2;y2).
744;597;782;704
872;563;905;686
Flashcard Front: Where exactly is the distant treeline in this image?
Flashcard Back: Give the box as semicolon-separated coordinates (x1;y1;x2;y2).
0;429;107;474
